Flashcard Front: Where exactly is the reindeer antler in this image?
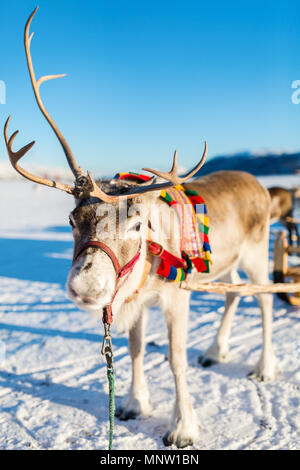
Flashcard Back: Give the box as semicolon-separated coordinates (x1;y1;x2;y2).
87;172;174;203
86;142;207;203
24;6;83;180
143;142;207;185
4;6;208;201
4;116;74;193
3;6;82;194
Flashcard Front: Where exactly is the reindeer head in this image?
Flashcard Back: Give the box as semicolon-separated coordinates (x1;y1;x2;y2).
4;7;207;316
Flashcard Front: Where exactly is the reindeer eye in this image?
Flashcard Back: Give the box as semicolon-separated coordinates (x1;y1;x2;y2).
130;222;141;232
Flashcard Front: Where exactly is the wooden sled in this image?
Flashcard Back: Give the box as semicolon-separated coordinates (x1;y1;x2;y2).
273;231;300;305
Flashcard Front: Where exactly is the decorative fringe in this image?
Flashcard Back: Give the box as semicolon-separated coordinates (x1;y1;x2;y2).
157;259;187;282
160;186;212;278
114;172;212;282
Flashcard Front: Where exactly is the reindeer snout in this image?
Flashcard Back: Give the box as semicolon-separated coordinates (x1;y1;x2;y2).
68;286;97;305
67;258;115;311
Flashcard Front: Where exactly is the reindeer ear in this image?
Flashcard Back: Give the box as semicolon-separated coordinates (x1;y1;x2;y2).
148;220;155;231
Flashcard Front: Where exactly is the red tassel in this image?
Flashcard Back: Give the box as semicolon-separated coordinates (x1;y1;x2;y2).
157;259;171;278
191;257;208;273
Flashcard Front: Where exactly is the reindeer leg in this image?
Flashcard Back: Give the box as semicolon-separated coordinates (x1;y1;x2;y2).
241;246;277;381
295;224;300;246
115;307;151;420
199;270;241;367
291;222;300;248
287;222;294;246
163;288;198;448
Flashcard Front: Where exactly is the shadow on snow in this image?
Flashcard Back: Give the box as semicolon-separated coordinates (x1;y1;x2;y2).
0;237;72;284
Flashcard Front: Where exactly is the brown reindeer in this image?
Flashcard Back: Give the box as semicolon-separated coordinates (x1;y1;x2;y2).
268;186;299;246
4;7;277;448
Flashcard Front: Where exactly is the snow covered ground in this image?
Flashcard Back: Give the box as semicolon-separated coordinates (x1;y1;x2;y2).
0;177;299;450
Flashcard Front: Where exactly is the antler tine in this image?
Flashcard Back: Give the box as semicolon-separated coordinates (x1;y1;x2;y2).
4;116;35;165
178;141;207;182
87;172;121;203
24;6;83;179
4;116;74;194
142;141;208;185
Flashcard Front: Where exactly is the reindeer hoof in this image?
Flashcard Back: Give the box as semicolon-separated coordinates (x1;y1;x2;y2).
198;355;218;368
247;355;278;382
247;370;273;382
163;432;193;449
115;407;139;421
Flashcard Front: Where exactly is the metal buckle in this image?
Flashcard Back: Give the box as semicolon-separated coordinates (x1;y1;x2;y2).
101;323;114;368
149;242;164;257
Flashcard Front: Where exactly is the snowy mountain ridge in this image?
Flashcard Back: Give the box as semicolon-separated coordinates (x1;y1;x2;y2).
197;149;300;177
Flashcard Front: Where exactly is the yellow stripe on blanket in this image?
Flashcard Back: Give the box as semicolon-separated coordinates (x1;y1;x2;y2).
175;269;183;282
198;214;210;226
203;251;212;263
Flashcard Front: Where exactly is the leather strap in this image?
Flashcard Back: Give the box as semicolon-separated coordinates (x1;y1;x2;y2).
125;238;188;303
147;240;187;270
73;239;142;324
73;237;188;321
125;255;152;303
73;240;121;275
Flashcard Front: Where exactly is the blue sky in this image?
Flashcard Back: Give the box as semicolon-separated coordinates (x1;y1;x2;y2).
0;0;299;176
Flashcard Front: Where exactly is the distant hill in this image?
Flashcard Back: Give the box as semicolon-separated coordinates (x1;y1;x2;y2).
196;151;300;177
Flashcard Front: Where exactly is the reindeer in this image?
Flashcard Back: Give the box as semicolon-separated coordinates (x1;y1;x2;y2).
268;186;300;246
4;7;277;448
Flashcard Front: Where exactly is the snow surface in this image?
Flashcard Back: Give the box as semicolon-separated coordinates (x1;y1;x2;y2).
0;161;75;183
0;178;299;450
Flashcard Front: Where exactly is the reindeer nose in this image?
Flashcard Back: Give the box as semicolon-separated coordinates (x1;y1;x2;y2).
80;296;97;305
68;286;96;303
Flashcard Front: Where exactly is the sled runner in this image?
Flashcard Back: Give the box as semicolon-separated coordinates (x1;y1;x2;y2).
273;230;300;305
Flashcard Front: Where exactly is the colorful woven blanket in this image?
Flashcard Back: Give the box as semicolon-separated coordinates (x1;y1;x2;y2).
160;185;211;276
115;172;212;282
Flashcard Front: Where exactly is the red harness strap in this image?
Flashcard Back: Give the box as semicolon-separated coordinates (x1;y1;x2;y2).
73;240;141;324
73;239;189;323
147;240;187;270
74;241;121;274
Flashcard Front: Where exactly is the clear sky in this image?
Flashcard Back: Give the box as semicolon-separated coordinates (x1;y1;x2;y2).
0;0;299;177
